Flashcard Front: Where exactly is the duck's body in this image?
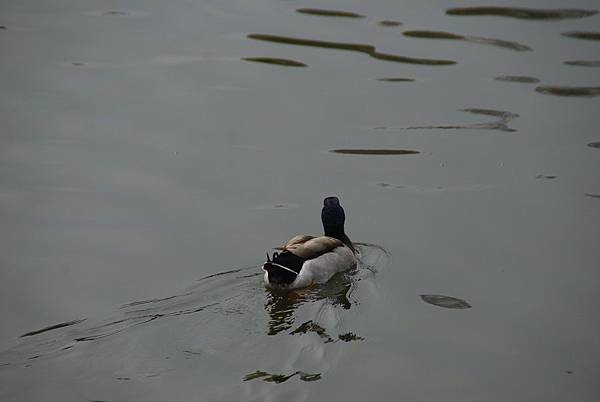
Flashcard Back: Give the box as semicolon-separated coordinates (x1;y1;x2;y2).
263;197;357;289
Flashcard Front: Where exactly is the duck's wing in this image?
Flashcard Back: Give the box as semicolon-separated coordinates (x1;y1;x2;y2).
284;236;343;259
283;234;315;249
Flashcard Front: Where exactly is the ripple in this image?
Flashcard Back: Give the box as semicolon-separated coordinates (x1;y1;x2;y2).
420;294;472;309
495;75;540;83
84;9;150;17
296;8;364;18
404;30;464;40
330;149;420;155
243;370;321;383
446;7;598;20
403;30;531;51
20;319;87;338
564;60;600;67
255;203;299;210
242;57;307;67
247;34;456;66
377;77;415;82
535;86;600;97
378;20;402;27
561;31;600;41
398;108;519;132
373;182;492;193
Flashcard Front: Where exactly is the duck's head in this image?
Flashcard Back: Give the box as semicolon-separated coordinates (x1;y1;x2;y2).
321;196;347;238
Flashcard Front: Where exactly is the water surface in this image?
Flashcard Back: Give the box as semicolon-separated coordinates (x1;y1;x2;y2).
1;0;599;401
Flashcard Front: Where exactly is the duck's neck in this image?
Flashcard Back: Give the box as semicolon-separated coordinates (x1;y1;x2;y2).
324;226;355;253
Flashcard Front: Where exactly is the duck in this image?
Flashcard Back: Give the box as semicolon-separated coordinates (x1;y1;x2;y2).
263;196;357;289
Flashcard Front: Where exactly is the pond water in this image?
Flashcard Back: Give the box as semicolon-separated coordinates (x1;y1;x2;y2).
1;0;599;401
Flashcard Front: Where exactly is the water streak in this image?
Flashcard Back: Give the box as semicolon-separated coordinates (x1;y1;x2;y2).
389;108;519;132
561;31;600;41
296;8;364;18
403;30;531;51
564;60;600;67
446;7;598;20
243;57;307;67
247;34;456;65
420;294;472;309
379;20;402;27
494;75;540;83
330;149;420;155
535;86;600;97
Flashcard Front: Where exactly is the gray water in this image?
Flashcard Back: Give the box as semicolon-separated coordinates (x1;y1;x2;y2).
1;0;599;401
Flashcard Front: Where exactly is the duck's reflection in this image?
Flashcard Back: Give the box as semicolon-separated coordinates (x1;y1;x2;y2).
264;271;353;336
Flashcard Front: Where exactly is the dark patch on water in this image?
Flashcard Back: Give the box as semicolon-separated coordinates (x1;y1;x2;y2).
495;75;540;83
0;26;7;30
403;30;531;51
420;294;472;309
115;377;131;381
561;31;600;41
588;142;600;149
379;20;402;27
585;193;600;199
296;8;364;18
398;108;519;132
446;7;598;20
564;60;600;67
338;332;364;342
104;10;128;16
377;77;415;82
20;319;87;338
85;9;149;18
242;57;307;67
256;203;299;210
330;149;420;155
535;86;600;98
535;174;557;180
290;320;335;343
243;370;321;383
404;30;464;40
247;34;456;66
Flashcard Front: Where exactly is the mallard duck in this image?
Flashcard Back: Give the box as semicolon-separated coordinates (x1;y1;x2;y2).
263;196;357;289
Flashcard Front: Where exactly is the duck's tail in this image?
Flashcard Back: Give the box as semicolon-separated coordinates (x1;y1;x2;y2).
263;251;305;285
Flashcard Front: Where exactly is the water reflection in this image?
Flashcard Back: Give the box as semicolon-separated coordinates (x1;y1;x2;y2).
84;9;150;17
242;57;307;67
330;149;420;155
247;34;456;65
377;77;415;82
494;75;540;83
378;20;402;27
403;30;531;51
265;272;353;336
387;108;519;132
420;295;472;309
296;8;364;19
243;369;321;383
535;86;600;97
564;60;600;67
446;7;598;20
561;31;600;41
